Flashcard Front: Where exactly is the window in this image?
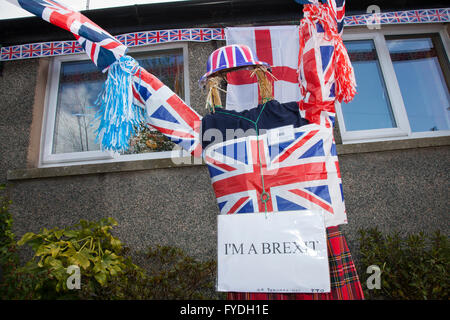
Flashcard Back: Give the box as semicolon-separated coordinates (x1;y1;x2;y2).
41;43;189;167
386;34;450;133
341;40;396;131
338;25;450;144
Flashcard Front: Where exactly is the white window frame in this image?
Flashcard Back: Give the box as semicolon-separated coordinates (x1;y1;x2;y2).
40;42;190;168
337;24;450;144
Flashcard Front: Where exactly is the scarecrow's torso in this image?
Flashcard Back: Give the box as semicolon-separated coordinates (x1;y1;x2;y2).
201;100;347;228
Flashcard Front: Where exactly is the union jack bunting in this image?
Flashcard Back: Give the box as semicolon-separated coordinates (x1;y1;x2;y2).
427;8;449;22
212;28;226;40
169;29;191;42
22;43;42;58
344;15;369;26
125;32;147;47
62;41;83;54
384;11;410;24
115;34;127;46
42;42;63;56
6;0;127;70
1;46;21;60
191;29;212;42
1;8;448;62
147;30;169;44
408;9;432;23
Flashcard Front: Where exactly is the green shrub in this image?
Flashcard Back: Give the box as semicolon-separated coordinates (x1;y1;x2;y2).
1;185;218;300
15;217;143;299
87;245;220;300
358;228;449;300
1;185;46;299
143;245;218;299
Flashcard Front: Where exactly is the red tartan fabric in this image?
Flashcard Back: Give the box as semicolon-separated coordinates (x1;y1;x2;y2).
227;226;364;300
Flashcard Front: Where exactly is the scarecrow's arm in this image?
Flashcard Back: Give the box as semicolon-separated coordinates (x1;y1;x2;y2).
131;67;203;157
7;0;202;156
297;0;356;126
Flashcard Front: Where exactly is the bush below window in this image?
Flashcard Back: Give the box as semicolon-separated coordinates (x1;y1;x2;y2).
0;185;219;300
357;228;449;300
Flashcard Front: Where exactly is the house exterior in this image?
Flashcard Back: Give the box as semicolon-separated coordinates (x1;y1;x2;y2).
0;0;448;281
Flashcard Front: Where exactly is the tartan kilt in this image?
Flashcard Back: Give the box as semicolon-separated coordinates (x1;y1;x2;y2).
227;225;364;300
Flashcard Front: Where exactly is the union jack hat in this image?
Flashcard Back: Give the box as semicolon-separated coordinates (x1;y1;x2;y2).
199;44;270;86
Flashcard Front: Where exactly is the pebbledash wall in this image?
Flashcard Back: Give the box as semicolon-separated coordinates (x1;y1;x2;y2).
1;2;449;270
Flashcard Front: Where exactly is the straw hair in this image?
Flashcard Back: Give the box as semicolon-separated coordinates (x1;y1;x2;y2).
205;76;224;112
252;66;275;103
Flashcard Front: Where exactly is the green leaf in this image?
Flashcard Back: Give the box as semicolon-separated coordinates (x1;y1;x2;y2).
94;272;107;286
110;238;122;251
18;232;37;246
54;229;64;240
45;256;64;269
70;251;90;270
63;229;78;239
35;245;50;257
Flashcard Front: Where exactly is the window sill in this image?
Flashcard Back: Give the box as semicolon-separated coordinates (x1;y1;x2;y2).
336;136;450;155
7;157;204;181
7;136;450;181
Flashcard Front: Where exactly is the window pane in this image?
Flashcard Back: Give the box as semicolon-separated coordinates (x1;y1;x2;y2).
53;60;104;154
52;49;184;155
386;35;450;132
342;40;396;131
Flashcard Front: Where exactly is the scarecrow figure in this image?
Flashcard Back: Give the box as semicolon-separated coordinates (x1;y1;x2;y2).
197;42;361;299
9;0;363;299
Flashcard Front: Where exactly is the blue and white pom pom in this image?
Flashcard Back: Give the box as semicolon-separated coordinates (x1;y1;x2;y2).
95;55;145;152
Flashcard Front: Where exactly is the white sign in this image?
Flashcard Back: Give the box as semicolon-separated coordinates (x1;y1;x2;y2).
217;210;330;293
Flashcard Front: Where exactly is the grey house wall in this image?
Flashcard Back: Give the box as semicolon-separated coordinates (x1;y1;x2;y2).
0;40;449;269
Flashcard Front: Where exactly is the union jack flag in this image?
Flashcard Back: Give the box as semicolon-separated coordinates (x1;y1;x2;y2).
204;123;346;227
1;46;21;60
407;9;430;23
125;32;147;46
169;29;191;42
191;29;212;42
62;41;83;54
42;42;62;56
115;34;127;45
148;30;169;44
427;8;449;22
7;0;127;70
212;28;226;40
384;11;410;24
22;43;42;58
344;15;366;26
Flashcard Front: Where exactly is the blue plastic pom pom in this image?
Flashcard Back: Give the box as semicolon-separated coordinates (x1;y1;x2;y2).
94;55;145;152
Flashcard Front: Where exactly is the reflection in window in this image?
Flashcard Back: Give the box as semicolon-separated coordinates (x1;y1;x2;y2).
341;40;396;131
53;61;105;154
386;35;450;132
52;49;185;155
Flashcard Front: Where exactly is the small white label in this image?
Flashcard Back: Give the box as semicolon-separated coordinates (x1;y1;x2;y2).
267;125;295;145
